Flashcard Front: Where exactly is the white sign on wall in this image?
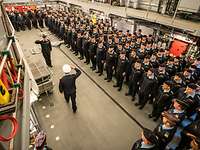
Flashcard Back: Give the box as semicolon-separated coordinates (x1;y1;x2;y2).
137;25;154;35
178;0;200;13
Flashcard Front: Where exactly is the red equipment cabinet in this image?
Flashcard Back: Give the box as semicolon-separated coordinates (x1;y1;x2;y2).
169;39;189;57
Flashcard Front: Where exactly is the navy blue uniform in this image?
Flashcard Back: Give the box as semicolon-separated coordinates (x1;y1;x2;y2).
59;68;81;112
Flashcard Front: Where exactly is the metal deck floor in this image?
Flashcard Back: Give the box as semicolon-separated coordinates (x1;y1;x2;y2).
16;28;157;150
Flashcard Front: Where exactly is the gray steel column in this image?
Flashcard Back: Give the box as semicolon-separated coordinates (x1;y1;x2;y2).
136;0;140;8
171;0;181;24
132;0;139;8
120;0;126;6
21;70;30;150
161;0;167;14
145;0;153;18
30;105;41;132
127;0;130;7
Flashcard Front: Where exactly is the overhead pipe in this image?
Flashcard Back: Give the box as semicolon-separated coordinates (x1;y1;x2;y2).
145;0;153;18
171;0;181;24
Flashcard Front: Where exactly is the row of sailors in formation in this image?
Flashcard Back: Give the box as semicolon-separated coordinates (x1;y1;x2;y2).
7;9;45;31
8;8;200;150
45;8;200;150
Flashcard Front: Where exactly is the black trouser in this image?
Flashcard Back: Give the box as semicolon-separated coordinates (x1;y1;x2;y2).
125;70;131;83
71;41;76;51
21;22;26;31
116;73;124;89
58;31;62;38
64;92;77;111
49;24;53;31
45;20;48;27
151;102;165;119
53;26;57;34
42;50;52;67
106;65;113;80
64;36;68;45
32;20;38;28
114;65;118;76
15;22;20;31
26;21;31;30
60;33;65;40
38;19;44;28
56;28;60;36
66;40;71;48
66;38;71;47
138;92;149;108
97;61;104;73
128;82;139;97
75;46;79;54
53;26;56;34
90;53;96;69
67;40;71;48
84;49;90;63
79;48;84;58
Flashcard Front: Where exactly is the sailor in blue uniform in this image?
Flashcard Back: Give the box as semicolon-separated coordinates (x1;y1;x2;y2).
131;128;159;150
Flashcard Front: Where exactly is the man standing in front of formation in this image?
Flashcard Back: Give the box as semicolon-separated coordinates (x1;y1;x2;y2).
59;64;81;113
35;34;53;67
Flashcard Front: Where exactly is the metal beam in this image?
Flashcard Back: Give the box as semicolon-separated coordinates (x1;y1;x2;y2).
0;39;12;76
171;0;181;24
21;70;30;150
145;0;153;18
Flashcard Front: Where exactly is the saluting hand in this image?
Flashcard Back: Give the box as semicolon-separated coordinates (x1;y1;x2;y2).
71;65;75;69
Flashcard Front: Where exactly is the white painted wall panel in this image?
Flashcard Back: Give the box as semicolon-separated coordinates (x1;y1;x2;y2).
178;0;200;13
138;0;159;11
0;10;8;50
113;19;133;33
137;25;154;35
